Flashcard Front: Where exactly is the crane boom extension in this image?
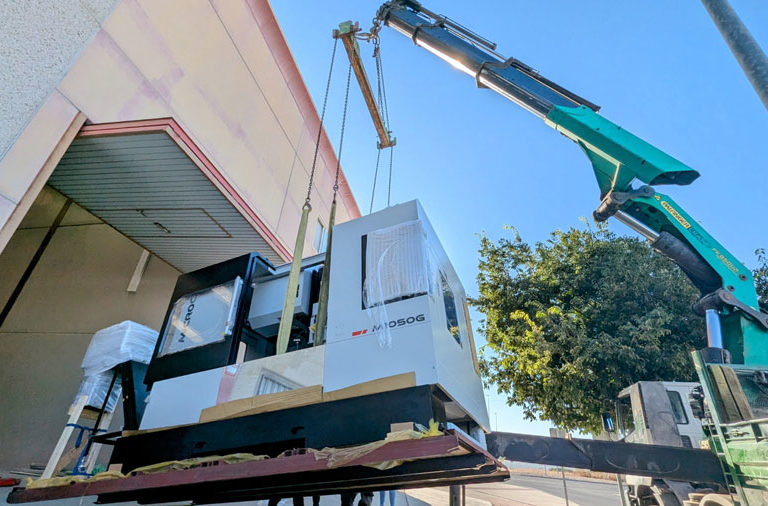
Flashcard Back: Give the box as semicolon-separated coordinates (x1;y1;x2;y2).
374;0;768;366
334;21;396;149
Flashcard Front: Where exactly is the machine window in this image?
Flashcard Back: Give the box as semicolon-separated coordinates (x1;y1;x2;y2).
440;271;461;347
617;395;635;437
313;220;327;253
158;277;242;357
667;390;689;425
360;221;430;309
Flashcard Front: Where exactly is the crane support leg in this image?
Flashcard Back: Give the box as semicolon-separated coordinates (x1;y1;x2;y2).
486;432;726;486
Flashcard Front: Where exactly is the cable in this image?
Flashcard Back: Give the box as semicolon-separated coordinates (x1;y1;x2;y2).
369;148;382;214
306;37;339;208
375;42;391;131
387;145;394;207
370;36;395;211
333;64;353;196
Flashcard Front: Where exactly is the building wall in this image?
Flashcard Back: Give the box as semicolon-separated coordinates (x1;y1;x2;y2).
0;0;359;260
0;186;180;470
0;0;361;472
0;0;119;161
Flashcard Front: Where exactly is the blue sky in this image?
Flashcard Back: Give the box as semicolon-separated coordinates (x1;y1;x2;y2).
271;1;768;435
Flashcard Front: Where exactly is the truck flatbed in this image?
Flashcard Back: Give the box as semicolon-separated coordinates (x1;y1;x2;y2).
7;431;508;504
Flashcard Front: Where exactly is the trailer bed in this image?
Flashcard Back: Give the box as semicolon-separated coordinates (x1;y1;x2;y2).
7;431;508;504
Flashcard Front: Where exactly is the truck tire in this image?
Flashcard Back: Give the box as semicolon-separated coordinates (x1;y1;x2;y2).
684;492;733;506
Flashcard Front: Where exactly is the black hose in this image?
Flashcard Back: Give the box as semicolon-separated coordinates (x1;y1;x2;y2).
651;231;721;295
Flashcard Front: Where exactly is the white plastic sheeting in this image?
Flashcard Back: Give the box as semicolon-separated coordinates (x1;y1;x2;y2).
362;219;435;348
74;370;122;412
81;320;159;376
363;220;431;308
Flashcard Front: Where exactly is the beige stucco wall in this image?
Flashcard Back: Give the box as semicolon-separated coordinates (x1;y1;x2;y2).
0;0;360;473
0;187;180;471
0;0;359;261
0;0;119;161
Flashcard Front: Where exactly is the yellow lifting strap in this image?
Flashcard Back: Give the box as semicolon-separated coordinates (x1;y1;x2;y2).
313;198;336;346
277;24;362;352
275;202;311;355
314;63;352;347
275;38;339;355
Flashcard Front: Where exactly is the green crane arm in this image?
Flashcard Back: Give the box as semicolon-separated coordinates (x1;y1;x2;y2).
372;0;768;365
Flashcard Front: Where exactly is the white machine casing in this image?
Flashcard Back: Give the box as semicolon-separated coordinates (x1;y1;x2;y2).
139;201;489;435
324;200;490;431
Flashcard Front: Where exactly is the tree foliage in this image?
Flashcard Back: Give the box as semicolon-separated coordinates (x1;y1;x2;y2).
754;248;768;312
473;224;706;433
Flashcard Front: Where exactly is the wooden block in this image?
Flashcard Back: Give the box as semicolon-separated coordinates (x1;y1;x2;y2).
199;385;324;423
121;422;196;438
321;372;417;403
78;407;101;421
390;421;415;433
107;464;123;473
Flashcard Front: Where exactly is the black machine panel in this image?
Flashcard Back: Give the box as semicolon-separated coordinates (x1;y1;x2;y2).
144;253;274;386
108;385;444;473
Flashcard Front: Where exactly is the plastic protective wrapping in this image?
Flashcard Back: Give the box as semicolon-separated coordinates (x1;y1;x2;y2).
75;371;123;412
158;277;242;357
362;220;436;348
81;321;159;376
363;220;431;307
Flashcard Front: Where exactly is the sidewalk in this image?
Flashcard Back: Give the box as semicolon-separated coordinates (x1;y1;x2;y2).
405;483;574;506
0;489;429;506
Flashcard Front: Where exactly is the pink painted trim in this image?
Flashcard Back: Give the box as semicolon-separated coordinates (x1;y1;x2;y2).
245;0;361;219
78;118;293;261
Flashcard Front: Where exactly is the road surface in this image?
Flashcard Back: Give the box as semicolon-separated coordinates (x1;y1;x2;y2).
407;475;621;506
1;475;619;505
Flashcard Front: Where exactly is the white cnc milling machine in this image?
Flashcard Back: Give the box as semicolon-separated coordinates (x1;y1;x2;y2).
120;200;488;470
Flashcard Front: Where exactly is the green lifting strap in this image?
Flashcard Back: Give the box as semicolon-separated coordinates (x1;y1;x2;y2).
275;204;311;355
314;198;337;346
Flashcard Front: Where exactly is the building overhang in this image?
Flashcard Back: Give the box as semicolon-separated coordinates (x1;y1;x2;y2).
48;118;291;273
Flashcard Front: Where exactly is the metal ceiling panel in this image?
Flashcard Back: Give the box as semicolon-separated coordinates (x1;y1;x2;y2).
48;132;283;272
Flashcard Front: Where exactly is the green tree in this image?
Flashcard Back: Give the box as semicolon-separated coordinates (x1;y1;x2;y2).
754;248;768;312
473;223;706;433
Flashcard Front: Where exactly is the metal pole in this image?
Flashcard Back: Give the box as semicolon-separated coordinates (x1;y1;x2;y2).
701;0;768;111
449;485;461;506
615;473;629;506
706;308;724;348
560;468;570;506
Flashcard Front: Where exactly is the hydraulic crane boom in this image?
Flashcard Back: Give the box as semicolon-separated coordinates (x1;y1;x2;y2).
374;0;768;366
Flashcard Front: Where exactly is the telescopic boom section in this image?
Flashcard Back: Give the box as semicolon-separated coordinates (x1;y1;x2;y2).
374;0;768;365
378;1;598;117
376;0;699;193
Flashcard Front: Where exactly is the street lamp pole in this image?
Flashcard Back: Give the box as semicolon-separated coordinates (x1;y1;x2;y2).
701;0;768;111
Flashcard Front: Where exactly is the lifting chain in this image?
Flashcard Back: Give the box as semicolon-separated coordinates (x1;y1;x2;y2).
304;37;340;210
278;38;341;354
333;64;353;196
368;33;395;212
315;64;352;347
